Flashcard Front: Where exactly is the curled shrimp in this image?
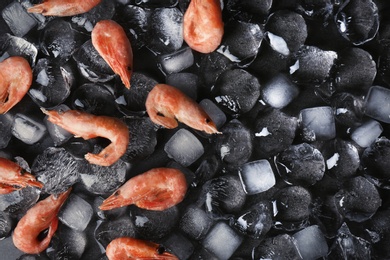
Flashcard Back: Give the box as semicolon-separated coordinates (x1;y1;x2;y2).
106;237;179;260
12;188;72;254
0;157;43;194
145;84;221;134
100;167;187;211
41;108;129;167
183;0;224;53
27;0;101;16
0;56;32;114
92;20;133;89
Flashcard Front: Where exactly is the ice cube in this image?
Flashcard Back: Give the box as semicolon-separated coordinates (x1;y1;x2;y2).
162;233;194;260
157;46;194;75
164;128;204;167
364;85;390;123
0;186;40;216
47;225;87;259
293;225;329;260
1;1;37;37
179;205;214;240
238;159;276;195
95;216;137;248
202;221;244;260
0;33;38;65
0;113;13;149
166;72;198;100
199;99;226;129
261;74;300;108
11;113;47;145
146;8;183;54
299;106;336;141
0;236;24;260
350;119;383;148
58;194;93;232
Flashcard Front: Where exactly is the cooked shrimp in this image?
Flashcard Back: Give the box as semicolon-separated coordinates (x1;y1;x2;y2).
12;188;72;254
0;56;33;114
100;167;187;211
92;20;133;89
183;0;224;53
27;0;101;17
41;108;129;167
106;237;179;260
146;84;221;134
0;157;43;194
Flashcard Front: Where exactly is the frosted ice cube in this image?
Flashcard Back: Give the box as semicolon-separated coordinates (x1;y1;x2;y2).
261;74;300;108
179;205;213;240
202;221;243;260
293;225;328;260
0;113;13;149
164;129;204;167
44;105;73;146
166;72;198;100
12;113;47;145
364;85;390;123
200;99;227;129
351;119;383;148
300;106;336;141
238;159;276;195
1;2;37;37
162;233;194;260
157;47;194;75
58;194;93;232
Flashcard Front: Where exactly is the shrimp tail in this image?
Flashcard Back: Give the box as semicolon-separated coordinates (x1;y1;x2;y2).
27;4;47;15
99;193;130;211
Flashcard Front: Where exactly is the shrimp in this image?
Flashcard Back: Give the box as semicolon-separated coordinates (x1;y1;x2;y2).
106;237;179;260
0;56;33;114
183;0;224;53
91;20;133;89
0;157;43;194
27;0;101;17
12;188;72;254
41;108;129;167
145;84;221;134
100;168;187;211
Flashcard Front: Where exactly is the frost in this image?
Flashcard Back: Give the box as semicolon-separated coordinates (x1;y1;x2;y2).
326;153;340;169
255;127;271;137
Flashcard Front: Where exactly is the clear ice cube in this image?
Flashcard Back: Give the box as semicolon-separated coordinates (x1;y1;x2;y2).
261;74;300;108
299;106;336;141
157;47;194;75
238;159;276;195
293;225;329;260
351;119;383;148
162;233;194;260
364;85;390;123
1;1;37;37
164;128;204;167
0;33;38;65
202;221;244;260
199;99;226;129
11;113;47;145
58;194;93;232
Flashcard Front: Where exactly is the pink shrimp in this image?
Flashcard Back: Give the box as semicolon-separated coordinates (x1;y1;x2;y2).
41;108;129;167
106;237;179;260
183;0;224;53
91;20;133;89
12;188;72;254
27;0;101;17
0;56;33;114
100;168;187;211
145;84;221;134
0;157;43;194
